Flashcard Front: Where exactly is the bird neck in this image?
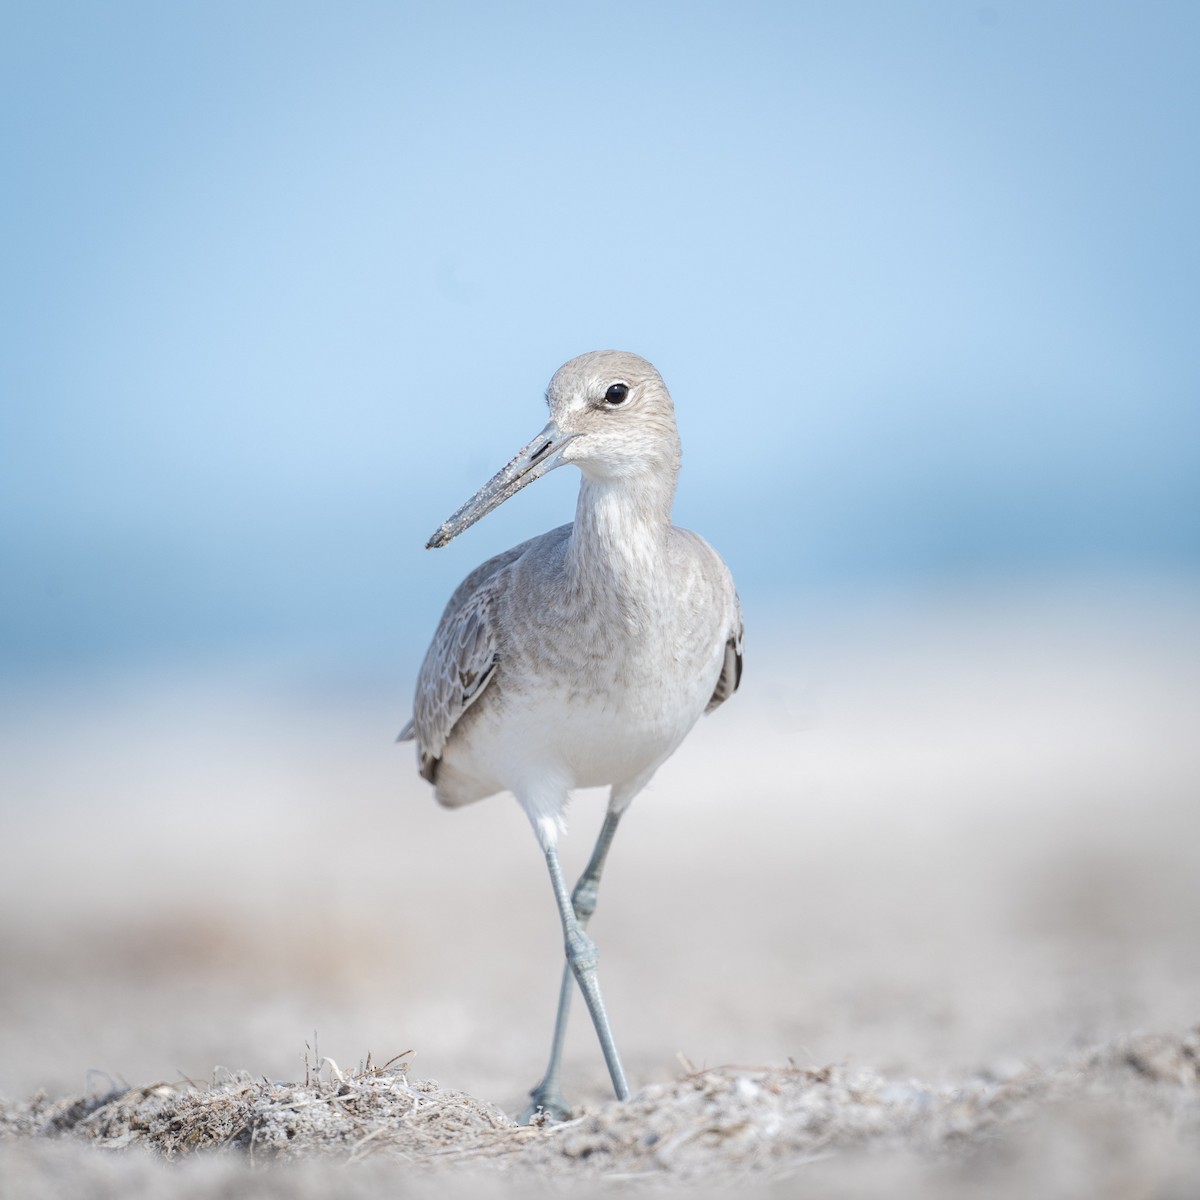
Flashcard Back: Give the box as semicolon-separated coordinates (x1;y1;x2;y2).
566;472;675;596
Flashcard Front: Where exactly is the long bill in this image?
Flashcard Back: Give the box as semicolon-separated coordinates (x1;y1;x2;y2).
426;420;577;549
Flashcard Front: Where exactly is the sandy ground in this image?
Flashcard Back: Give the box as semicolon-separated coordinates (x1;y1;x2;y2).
1;580;1199;1195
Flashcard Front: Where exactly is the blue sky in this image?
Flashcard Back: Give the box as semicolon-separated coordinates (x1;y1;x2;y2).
2;1;1197;678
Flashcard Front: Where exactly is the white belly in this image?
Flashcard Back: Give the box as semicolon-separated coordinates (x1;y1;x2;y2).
436;626;726;815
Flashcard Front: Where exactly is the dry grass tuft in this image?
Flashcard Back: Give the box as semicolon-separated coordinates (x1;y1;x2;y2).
3;1027;1199;1194
0;1056;514;1164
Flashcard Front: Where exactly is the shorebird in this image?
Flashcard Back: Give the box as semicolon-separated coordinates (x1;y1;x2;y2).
398;350;743;1120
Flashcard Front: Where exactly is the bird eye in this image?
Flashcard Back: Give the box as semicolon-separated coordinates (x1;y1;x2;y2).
604;383;629;405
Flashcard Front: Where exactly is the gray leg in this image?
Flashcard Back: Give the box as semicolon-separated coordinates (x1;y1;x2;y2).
522;809;624;1122
523;811;633;1118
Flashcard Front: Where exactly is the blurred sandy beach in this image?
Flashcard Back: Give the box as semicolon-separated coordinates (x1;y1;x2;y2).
3;581;1197;1122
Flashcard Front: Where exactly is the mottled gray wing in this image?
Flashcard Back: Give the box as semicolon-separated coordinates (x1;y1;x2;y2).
706;595;744;713
399;544;526;782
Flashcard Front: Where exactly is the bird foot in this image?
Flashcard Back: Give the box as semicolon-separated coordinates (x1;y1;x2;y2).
518;1084;573;1125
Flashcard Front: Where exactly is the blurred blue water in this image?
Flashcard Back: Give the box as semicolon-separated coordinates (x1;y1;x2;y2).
2;1;1197;681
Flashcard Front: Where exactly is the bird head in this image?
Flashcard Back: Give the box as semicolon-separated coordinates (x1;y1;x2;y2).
426;351;681;550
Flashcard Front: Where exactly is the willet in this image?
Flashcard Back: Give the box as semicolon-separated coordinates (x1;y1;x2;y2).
398;350;743;1120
